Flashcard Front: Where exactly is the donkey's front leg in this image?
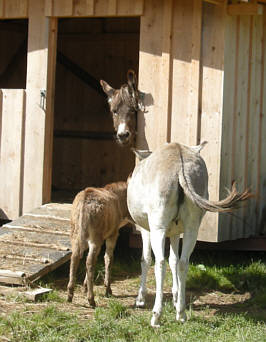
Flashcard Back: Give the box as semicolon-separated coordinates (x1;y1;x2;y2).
136;227;151;308
150;228;166;328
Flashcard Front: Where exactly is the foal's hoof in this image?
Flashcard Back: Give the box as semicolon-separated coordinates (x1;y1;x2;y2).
67;293;73;303
88;298;96;308
105;288;112;297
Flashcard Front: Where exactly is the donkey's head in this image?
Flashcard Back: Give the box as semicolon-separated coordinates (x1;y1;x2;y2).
100;70;139;147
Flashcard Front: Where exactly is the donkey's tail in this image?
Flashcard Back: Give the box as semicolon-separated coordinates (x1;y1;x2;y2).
178;145;252;213
182;180;252;213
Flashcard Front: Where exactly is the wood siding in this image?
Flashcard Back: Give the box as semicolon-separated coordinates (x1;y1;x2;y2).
0;89;26;219
219;11;266;240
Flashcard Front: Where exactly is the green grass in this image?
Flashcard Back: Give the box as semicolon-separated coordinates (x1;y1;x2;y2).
1;250;266;342
1;301;265;342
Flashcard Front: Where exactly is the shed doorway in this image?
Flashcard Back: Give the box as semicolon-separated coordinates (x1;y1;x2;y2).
52;17;140;203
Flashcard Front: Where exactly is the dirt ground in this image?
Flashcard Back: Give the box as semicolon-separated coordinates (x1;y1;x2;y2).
0;267;254;321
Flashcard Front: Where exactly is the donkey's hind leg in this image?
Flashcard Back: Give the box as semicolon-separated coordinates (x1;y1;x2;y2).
136;227;151;308
104;232;119;297
169;235;180;307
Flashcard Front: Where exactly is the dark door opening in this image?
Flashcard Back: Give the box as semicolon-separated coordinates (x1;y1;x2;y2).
52;17;140;203
0;19;28;89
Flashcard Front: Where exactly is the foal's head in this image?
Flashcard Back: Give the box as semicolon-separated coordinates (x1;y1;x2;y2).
100;70;139;147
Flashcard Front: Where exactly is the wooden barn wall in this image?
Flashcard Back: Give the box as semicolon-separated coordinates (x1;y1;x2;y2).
219;10;266;240
0;0;143;18
0;89;26;219
138;0;225;241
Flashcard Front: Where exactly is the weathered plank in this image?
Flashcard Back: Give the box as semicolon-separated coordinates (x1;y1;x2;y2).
0;89;26;220
0;203;72;285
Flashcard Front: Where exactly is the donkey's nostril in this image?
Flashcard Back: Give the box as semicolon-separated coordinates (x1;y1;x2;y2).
118;131;130;140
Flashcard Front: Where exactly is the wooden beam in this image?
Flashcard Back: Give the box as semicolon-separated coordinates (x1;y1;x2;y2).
227;3;263;16
23;0;54;213
57;51;106;97
42;17;57;204
204;0;225;5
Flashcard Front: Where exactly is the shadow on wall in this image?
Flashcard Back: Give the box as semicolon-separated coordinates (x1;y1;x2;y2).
137;91;154;150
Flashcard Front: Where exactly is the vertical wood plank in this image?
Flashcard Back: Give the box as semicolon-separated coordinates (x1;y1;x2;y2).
188;0;202;146
73;0;94;16
23;0;55;213
108;0;117;16
0;1;4;18
198;2;225;242
258;10;266;235
170;0;194;146
0;90;25;219
137;0;170;150
230;15;250;239
246;15;262;236
3;0;28;18
53;0;73;16
43;18;58;204
44;0;54;16
117;0;144;16
219;15;237;240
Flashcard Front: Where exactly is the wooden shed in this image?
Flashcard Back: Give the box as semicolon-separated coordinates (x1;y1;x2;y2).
0;0;266;243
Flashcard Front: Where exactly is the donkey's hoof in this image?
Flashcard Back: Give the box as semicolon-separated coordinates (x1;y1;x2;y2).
151;312;161;328
176;311;187;323
67;295;73;303
136;299;145;308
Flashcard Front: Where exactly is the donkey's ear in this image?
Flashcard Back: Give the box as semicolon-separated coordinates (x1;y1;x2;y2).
127;70;137;90
100;80;115;98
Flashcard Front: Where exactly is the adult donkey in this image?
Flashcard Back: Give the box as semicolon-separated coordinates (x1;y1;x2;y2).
128;142;251;327
100;70;140;147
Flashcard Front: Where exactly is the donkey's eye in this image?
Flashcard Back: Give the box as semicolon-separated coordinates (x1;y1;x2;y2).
113;110;118;115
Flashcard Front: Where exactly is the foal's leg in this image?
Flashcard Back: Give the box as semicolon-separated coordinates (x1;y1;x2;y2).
136;227;151;307
86;241;102;307
169;235;180;307
104;232;119;297
149;227;166;328
67;241;81;302
176;227;199;322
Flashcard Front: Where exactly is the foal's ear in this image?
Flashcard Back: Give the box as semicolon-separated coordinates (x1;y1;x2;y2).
127;70;137;90
100;80;115;98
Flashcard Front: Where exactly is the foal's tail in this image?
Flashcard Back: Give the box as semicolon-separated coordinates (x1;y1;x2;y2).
76;195;89;259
